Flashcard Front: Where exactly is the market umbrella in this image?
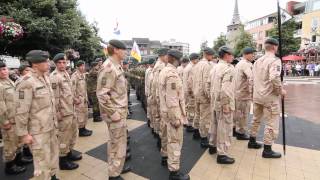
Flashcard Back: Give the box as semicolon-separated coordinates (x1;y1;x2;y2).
282;55;305;61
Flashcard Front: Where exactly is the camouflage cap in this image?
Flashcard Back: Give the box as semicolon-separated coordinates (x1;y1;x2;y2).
75;60;85;67
53;53;65;63
148;58;156;64
167;49;183;60
108;39;127;50
26;50;49;63
189;53;199;60
265;38;279;46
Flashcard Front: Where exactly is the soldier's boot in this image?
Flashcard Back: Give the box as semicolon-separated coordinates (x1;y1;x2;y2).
200;137;209;148
93;113;102;122
121;164;132;174
126;146;131;153
236;133;250;140
5;160;26;175
186;126;194;133
169;171;190;180
15;152;33;165
208;146;217;155
23;146;33;158
127;113;132;119
217;155;235;164
67;151;82;161
262;145;281;158
193;129;200;140
156;135;161;151
248;137;263;149
59;156;79;170
161;156;168;166
51;175;60;180
78;127;92;137
147;119;150;127
125;152;131;161
232;127;238;137
109;176;124;180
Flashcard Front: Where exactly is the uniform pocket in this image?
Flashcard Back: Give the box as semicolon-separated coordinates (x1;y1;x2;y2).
270;103;280;115
34;88;50;111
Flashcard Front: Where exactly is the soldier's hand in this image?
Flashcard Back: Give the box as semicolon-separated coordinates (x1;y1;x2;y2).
22;134;33;144
110;111;121;122
2;122;12;130
172;120;181;128
223;105;231;113
57;112;63;121
281;89;287;97
74;98;81;105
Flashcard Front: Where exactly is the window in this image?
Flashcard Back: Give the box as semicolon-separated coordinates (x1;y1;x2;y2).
312;35;316;42
311;17;319;32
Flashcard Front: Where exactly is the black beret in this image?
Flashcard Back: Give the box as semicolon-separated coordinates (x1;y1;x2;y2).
218;46;233;58
167;49;183;60
265;38;279;46
108;39;126;50
203;47;215;55
53;53;65;63
75;60;85;67
26;50;49;63
18;65;30;73
157;48;169;56
189;53;199;60
242;47;256;55
181;57;190;63
0;61;6;68
148;58;156;64
90;61;98;67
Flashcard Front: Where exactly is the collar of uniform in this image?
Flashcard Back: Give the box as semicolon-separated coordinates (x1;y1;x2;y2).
200;58;208;62
265;52;276;58
30;68;44;79
219;59;228;64
167;63;176;69
241;57;251;63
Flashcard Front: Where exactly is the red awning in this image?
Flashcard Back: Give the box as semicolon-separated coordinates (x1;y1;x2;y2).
282;55;306;61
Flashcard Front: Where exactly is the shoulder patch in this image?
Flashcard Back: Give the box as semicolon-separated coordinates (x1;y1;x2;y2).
171;83;176;90
52;83;57;89
19;91;24;99
101;77;107;86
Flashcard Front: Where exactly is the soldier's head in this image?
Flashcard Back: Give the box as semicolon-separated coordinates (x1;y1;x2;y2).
53;53;67;71
218;46;234;63
189;53;200;65
76;60;86;73
26;50;50;74
167;49;183;67
95;58;103;66
107;39;127;62
18;65;31;76
122;60;129;70
264;38;279;53
157;48;169;63
148;58;156;68
0;61;9;79
181;57;190;67
242;47;256;62
202;47;215;61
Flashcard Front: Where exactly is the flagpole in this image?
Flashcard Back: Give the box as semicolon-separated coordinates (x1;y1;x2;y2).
277;0;286;155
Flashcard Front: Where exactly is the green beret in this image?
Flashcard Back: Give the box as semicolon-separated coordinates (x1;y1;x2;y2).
265;38;279;46
53;53;65;63
242;47;256;55
75;60;85;67
123;60;129;65
189;53;199;60
108;39;127;50
148;58;155;64
18;65;30;73
0;61;6;68
157;48;169;56
218;46;233;58
95;58;103;62
181;57;190;63
203;47;215;55
90;61;98;67
26;50;49;63
167;49;183;60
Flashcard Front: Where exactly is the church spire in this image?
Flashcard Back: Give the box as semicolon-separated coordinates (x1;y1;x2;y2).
231;0;241;25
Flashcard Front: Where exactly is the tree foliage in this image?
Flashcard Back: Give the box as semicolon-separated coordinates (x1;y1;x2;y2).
0;0;103;62
234;29;256;57
213;34;227;52
267;20;301;56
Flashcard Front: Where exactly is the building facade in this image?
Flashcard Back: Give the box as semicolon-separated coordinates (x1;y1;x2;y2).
161;39;190;55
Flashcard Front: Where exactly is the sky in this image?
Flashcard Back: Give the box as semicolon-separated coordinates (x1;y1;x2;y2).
78;0;303;52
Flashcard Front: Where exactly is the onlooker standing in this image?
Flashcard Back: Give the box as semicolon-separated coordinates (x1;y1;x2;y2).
315;63;320;76
308;62;315;77
296;63;301;76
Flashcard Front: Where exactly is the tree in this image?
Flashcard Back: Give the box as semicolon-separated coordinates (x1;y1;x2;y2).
267;19;301;56
213;33;227;52
0;0;103;62
234;29;256;57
